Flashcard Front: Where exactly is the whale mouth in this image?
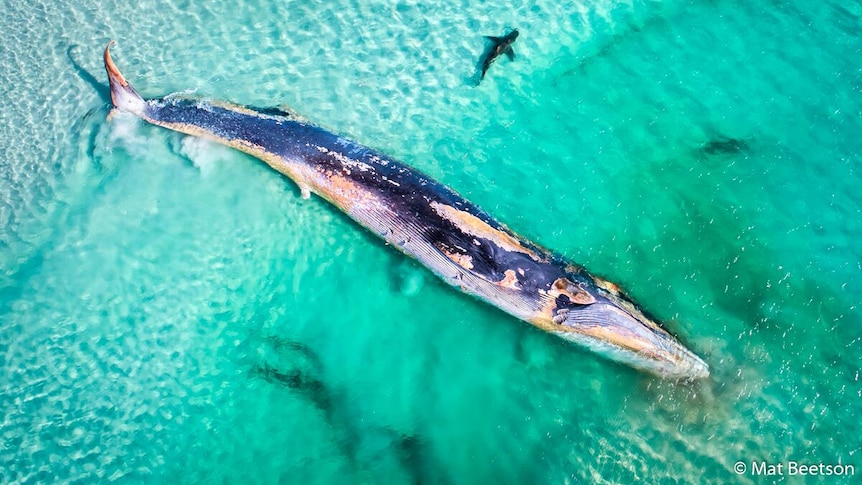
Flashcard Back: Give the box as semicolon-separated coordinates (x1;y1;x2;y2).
553;295;709;380
560;302;709;379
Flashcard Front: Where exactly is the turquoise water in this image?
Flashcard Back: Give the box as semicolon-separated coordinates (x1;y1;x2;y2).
1;0;860;482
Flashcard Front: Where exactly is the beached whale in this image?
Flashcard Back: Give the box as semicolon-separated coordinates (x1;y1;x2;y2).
103;42;708;379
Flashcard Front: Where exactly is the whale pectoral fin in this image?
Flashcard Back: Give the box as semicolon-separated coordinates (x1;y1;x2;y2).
505;47;515;61
251;104;305;121
299;184;312;200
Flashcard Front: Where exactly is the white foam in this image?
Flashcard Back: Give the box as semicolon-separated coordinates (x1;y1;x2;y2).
107;111;153;160
179;136;233;176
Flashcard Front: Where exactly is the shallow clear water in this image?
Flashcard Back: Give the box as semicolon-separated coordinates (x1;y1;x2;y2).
1;0;860;482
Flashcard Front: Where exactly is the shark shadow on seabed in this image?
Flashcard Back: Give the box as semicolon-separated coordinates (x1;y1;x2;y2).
249;335;438;481
700;135;749;156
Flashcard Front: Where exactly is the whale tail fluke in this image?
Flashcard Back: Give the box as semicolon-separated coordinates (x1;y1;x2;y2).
103;41;147;115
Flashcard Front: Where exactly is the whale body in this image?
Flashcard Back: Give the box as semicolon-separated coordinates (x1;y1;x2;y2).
104;42;708;379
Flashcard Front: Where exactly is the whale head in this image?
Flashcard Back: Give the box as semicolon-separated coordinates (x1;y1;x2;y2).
541;275;710;379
